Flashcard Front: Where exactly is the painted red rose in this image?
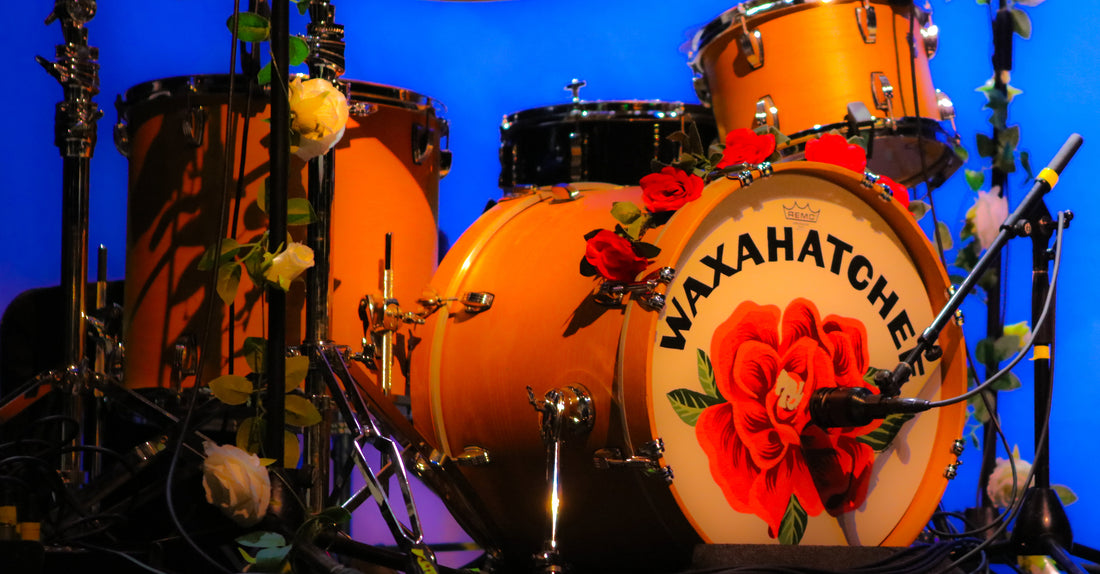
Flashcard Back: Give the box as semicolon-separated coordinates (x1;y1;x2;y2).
640;166;704;213
584;229;649;282
716;128;776;169
696;298;877;536
879;174;911;212
805;133;867;174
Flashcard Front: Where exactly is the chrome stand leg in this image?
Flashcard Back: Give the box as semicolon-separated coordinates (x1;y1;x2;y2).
527;385;595;574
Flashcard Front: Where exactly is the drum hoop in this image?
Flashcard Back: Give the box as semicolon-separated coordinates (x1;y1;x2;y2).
617;161;967;545
119;75;444;131
503;101;711;127
689;0;879;72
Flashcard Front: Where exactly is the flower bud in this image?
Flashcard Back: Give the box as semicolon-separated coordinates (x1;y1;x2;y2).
202;442;271;527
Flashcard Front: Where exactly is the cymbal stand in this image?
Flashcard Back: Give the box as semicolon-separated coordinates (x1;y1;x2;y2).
36;0;103;487
527;385;595;574
302;0;346;514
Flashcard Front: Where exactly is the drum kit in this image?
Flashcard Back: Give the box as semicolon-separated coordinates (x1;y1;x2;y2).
4;0;1051;573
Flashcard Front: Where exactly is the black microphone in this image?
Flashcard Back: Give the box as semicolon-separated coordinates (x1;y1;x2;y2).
809;387;931;429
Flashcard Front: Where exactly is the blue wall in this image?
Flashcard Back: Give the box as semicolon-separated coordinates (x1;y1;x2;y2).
4;0;1099;559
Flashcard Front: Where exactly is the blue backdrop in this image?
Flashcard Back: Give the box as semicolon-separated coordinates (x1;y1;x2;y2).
3;0;1099;560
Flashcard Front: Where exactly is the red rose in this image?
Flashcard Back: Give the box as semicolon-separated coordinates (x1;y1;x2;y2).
716;128;776;169
640;166;704;213
584;230;649;282
879;174;911;212
805;133;867;174
696;298;878;536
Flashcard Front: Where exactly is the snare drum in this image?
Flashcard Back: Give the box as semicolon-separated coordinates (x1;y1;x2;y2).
119;75;447;391
499;101;718;188
411;165;966;570
690;1;960;186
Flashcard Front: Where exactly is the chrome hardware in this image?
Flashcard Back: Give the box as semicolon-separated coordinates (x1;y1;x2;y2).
593;439;673;484
550;184;581;202
528;385;595;444
871;73;895;125
527;384;595;573
753;95;779;131
951;438;966;456
692;76;712;106
564;78;586;103
737;169;755;187
738;19;764;69
758;161;774;178
461;292;494;314
112;94;129;157
947;286;965;326
856;1;877;44
439;118;452;178
455;446;491;467
182;80;206;147
348;100;377;117
411;120;435;166
944;461;962;480
171;334;197;393
917;7;939;58
936;89;956;122
595;267;675;310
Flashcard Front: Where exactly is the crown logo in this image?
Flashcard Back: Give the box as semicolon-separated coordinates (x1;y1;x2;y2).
783;202;821;223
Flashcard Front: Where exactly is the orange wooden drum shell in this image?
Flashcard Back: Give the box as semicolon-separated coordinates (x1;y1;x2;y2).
411;166;966;569
122;77;441;391
696;1;941;138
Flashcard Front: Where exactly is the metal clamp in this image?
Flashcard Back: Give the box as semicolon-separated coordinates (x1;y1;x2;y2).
564;79;586;103
595;267;675;310
738;16;764;69
593;439;673;483
917;7;939;58
753;95;779;131
871;73;895;126
856;0;877;44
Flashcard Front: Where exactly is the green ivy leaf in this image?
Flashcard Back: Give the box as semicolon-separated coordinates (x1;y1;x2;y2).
288;197;318;226
975;336;997;366
317;505;353;525
969;392;992;424
237;416;265;453
965;169;985;191
954;240;980;273
289;36;310;67
257;62;273;86
994;334;1023;361
237;531;287;549
216;262;242;306
1053;484;1078;506
1020;150;1033;180
667;388;724;426
1009;7;1033;39
976;133;996;158
954;144;970;163
935;221;954;252
244;337;267;374
238;548;258;565
863;366;884;387
286;355;310;390
227;12;271;43
908;199;930;220
254;545;292;571
610;201;644;226
697;349;720;400
208;375;254;405
579;257;598;277
285;394;323;427
778;495;808;545
632;241;661;259
198;238;241;271
857;412;915;451
989;371;1022;392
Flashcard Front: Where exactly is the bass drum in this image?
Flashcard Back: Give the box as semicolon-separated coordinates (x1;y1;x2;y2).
411;164;966;571
119;75;446;392
690;0;960;187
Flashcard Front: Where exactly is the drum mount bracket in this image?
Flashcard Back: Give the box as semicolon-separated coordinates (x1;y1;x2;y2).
593;439;673;484
595;267;675;310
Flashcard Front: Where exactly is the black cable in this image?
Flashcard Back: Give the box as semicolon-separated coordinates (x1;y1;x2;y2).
72;540;179;574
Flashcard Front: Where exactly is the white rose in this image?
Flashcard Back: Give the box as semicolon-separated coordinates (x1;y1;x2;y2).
288;75;349;161
264;242;315;290
973;188;1009;250
986;446;1031;509
202;442;271;527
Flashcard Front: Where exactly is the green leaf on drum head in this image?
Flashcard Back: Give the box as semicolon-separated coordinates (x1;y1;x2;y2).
227;12;271;43
857;412;915;452
696;349;720;400
610;201;643;225
778;495;808;545
579;257;598;277
632;241;661;259
666;388;723;426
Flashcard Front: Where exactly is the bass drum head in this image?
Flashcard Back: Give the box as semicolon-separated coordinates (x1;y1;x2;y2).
621;162;966;546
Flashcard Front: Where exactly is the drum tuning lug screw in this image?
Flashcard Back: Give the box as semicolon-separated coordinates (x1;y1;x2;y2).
564;79;587;103
952;438;966;456
924;344;943;362
461;292;494;314
944;461;962;480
